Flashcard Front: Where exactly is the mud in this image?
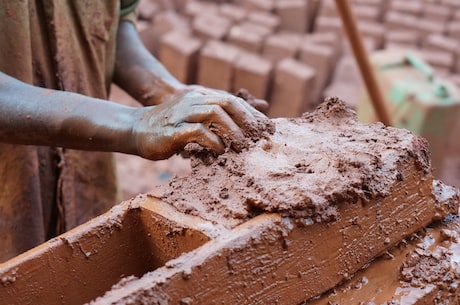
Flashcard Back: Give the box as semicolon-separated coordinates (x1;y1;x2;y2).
154;97;432;228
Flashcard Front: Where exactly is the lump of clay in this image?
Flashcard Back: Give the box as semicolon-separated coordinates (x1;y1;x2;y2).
153;97;433;228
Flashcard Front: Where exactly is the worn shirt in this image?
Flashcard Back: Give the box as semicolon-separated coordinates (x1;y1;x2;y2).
0;0;138;262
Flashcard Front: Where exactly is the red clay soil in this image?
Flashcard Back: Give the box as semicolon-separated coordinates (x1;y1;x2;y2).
152;97;434;228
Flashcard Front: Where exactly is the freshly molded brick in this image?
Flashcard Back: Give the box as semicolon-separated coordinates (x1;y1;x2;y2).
160;32;202;84
197;40;242;91
268;58;316;117
262;33;302;63
227;22;272;53
233;51;273;99
192;13;232;41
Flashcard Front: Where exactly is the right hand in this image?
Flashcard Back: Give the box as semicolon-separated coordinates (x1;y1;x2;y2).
132;88;268;160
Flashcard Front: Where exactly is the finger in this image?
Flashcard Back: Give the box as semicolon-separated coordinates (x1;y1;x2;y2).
203;95;272;142
248;98;269;114
184;104;246;151
199;95;256;129
174;123;225;155
189;86;268;120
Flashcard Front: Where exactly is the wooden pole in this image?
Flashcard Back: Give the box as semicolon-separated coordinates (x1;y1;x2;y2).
335;0;392;126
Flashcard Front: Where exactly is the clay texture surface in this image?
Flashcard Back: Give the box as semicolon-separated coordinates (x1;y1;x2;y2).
154;98;431;228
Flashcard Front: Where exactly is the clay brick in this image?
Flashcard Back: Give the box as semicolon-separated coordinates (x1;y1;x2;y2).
184;0;219;20
422;3;452;23
243;0;275;12
171;0;187;13
262;32;302;63
414;19;446;37
314;16;344;39
268;58;316;117
298;42;335;103
421;49;455;74
323;55;363;108
197;40;241;91
352;5;381;22
192;13;232;41
384;30;420;49
141;10;190;57
233;51;272;99
303;32;342;64
330;56;362;85
446;21;460;40
422;34;459;54
453;9;460;21
247;11;280;31
441;0;460;8
352;0;385;7
384;11;418;32
323;82;362;109
421;34;460;71
317;0;337;17
219;3;248;23
227;22;272;53
389;0;423;16
357;21;385;49
137;0;160;21
274;0;310;33
159;32;202;84
342;36;378;60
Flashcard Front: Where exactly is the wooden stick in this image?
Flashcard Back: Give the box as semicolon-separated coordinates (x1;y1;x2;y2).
335;0;392;126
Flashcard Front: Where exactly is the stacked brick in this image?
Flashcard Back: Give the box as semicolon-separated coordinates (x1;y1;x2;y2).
136;0;338;118
135;0;460;121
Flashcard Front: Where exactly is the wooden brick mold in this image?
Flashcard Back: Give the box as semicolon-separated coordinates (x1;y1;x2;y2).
1;99;458;305
307;182;460;304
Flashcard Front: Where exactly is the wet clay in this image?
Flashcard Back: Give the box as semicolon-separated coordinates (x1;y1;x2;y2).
86;99;457;304
154;97;432;228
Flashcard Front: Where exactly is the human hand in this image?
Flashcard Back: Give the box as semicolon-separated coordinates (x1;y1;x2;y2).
132;88;273;160
184;85;269;114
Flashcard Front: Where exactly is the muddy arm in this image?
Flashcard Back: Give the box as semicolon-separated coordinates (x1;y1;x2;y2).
0;72;139;154
113;20;185;106
0;72;260;159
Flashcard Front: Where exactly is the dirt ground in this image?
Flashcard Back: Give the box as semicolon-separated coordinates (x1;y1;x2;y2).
109;84;460;201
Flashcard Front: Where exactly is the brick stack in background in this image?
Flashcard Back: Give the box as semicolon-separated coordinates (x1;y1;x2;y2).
135;0;460;118
134;0;460;169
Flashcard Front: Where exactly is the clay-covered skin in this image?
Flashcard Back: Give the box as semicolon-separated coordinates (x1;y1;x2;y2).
153;97;432;228
0;71;271;160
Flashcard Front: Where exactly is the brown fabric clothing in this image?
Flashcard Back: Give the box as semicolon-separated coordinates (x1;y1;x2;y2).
0;0;137;262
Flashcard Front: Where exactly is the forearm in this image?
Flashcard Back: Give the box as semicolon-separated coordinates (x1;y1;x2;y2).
0;72;141;154
113;21;185;106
